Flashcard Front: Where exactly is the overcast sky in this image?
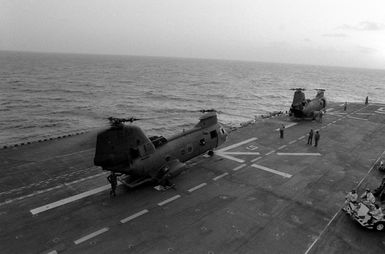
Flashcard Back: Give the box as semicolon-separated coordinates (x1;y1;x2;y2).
1;0;385;69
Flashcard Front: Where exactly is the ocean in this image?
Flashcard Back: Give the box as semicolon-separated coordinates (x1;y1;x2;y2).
1;51;384;146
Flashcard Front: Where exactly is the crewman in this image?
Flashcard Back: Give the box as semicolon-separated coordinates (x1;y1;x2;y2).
107;172;118;197
365;96;369;105
318;111;323;123
307;129;314;145
279;124;285;139
344;102;347;111
343;189;358;211
157;167;176;190
314;131;320;147
361;188;376;206
368;204;383;224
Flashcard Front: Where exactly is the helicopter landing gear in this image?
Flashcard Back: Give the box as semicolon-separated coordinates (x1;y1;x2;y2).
208;150;214;157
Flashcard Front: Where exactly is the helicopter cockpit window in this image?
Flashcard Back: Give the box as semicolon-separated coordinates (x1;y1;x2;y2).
210;130;218;139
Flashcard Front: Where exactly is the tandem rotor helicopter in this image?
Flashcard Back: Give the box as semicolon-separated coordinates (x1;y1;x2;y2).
289;88;326;120
93;110;227;189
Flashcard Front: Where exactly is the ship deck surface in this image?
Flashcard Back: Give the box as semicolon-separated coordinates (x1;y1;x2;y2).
1;102;385;254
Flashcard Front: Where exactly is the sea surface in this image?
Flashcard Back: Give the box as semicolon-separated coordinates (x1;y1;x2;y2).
1;51;384;145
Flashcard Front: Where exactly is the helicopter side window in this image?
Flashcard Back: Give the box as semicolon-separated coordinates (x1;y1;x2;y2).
187;145;193;154
200;138;206;146
210;130;218;139
130;148;140;159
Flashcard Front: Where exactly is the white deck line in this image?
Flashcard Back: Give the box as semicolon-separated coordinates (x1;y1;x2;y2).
232;164;246;171
375;111;385;114
216;153;245;163
221;152;260;155
276;153;321;156
327;108;334;112
265;150;275;156
251;157;262;162
217;137;258;152
251;164;292;178
298;136;305;140
74;227;109;245
30;184;113;215
277;145;287;150
213;172;229;181
347;116;368;121
46;251;58;254
187;183;207;192
157;195;181;206
275;123;297;131
120;209;149;224
288;140;297;144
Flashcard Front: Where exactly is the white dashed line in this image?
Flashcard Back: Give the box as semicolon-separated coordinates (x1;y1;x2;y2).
46;251;58;254
251;157;262;162
30;182;114;215
277;145;287;150
213;172;229;181
251;164;292;178
188;183;207;192
157;195;181;206
288;140;297;145
74;227;109;245
276;153;321;156
221;152;260;155
298;136;305;140
232;164;246;171
120;209;149;224
265;150;275;156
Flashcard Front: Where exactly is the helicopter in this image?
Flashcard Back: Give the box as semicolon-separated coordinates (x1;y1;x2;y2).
93;110;228;189
289;88;326;120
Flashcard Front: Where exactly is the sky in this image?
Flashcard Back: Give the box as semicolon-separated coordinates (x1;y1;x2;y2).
1;0;385;69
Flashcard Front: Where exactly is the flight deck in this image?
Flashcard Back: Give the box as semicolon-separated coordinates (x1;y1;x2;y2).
1;102;385;254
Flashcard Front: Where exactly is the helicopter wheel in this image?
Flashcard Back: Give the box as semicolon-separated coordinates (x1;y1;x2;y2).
208;150;214;157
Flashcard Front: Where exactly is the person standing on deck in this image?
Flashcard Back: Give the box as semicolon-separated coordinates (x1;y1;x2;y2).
314;131;320;147
107;172;118;197
307;129;314;145
279;124;285;139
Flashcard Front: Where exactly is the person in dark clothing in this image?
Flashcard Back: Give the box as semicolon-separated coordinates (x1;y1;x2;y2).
344;102;347;111
365;96;369;105
279;124;285;139
107;172;118;197
314;131;320;147
307;129;314;145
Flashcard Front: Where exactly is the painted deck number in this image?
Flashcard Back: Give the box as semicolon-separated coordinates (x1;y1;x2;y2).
246;145;258;150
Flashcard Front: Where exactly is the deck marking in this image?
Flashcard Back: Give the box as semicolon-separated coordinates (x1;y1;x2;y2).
232;164;246;171
251;164;292;178
276;152;321;156
221;152;260;155
298;136;305;140
213;172;229;181
188;183;207;192
46;251;58;254
347;116;368;121
332;121;336;123
375;110;385;114
216;153;244;163
354;112;373;115
277;145;287;150
120;209;149;223
327;108;334;112
30;182;115;215
275;123;297;131
74;227;109;245
265;150;275;156
288;140;297;145
157;195;181;206
217;137;258;152
1;173;108;207
251;157;262;162
305;149;385;254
